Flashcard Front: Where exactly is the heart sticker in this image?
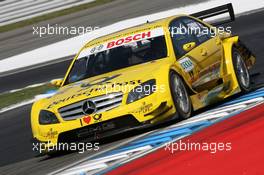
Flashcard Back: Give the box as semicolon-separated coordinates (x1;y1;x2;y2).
83;116;91;124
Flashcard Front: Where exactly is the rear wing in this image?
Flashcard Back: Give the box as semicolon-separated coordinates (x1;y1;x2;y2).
190;3;235;26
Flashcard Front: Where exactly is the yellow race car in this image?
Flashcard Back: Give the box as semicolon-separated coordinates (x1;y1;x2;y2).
31;4;256;152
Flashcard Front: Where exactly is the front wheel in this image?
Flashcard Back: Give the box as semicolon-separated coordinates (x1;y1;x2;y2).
232;48;251;92
169;72;192;119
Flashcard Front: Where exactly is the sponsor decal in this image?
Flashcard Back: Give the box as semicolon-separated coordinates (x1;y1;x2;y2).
47;73;141;109
79;80;141;93
83;116;92;124
77;27;164;58
47;74;135;109
90;44;104;54
189;70;195;82
192;61;221;87
77;122;115;137
80;74;121;88
106;31;151;49
129;102;153;115
46;128;58;139
47;91;91;109
198;61;221;78
179;57;194;72
49;81;84;97
93;114;103;123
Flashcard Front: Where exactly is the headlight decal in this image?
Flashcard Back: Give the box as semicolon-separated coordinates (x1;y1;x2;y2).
126;79;156;104
39;110;59;125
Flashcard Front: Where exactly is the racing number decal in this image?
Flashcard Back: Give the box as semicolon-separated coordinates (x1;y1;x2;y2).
179;57;194;72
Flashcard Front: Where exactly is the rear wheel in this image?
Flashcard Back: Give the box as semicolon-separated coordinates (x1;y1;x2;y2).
232;48;251;92
169;71;192;119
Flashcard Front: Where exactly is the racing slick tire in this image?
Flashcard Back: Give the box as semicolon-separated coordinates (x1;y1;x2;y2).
169;71;192;120
232;48;251;92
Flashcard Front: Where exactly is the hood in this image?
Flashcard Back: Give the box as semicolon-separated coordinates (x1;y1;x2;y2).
41;59;169;110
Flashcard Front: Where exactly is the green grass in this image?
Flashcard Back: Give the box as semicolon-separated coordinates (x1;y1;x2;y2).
0;84;58;110
0;0;115;33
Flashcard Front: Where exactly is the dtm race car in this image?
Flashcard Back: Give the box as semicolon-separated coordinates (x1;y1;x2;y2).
31;4;256;151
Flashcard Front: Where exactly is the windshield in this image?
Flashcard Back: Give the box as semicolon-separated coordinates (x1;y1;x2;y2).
66;29;167;84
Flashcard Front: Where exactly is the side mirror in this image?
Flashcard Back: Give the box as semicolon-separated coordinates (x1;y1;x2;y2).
183;42;196;52
51;78;63;87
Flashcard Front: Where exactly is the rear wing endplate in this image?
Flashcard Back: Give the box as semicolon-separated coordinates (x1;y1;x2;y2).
190;3;235;26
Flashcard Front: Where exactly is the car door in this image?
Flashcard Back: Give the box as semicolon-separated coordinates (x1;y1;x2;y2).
170;17;222;92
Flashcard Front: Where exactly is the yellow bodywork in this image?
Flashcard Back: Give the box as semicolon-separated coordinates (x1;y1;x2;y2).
31;15;256;149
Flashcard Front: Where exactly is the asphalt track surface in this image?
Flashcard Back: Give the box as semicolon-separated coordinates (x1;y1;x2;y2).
0;2;264;175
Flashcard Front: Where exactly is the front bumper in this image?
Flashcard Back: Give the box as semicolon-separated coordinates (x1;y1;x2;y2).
32;91;176;151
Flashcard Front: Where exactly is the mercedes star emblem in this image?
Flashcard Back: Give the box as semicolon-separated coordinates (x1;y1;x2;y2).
82;100;97;115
